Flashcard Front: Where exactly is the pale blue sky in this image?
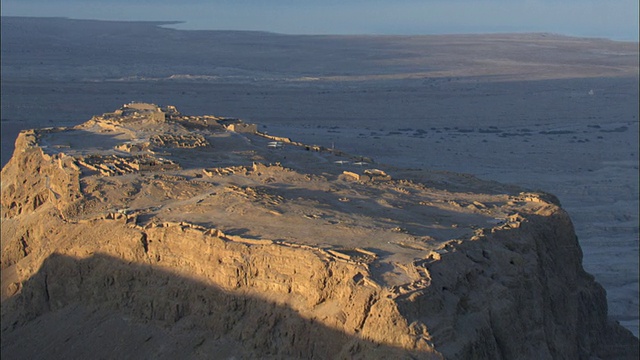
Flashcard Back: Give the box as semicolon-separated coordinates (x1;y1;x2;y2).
2;0;638;40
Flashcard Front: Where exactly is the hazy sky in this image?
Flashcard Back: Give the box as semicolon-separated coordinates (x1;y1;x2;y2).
2;0;638;40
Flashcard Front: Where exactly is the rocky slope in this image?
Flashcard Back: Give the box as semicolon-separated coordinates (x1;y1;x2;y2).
1;104;637;359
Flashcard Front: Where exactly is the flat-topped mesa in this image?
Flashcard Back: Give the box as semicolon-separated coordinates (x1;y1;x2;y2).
1;104;637;359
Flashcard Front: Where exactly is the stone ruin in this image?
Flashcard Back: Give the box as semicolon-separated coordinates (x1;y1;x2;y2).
149;134;209;148
340;169;392;182
99;102;167;123
77;154;179;176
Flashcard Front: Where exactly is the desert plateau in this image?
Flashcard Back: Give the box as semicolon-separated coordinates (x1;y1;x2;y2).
1;16;638;358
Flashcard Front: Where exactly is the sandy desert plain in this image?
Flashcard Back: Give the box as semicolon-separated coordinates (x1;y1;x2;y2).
1;15;638;343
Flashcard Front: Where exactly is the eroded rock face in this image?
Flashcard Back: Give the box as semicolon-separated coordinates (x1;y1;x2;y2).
1;104;637;359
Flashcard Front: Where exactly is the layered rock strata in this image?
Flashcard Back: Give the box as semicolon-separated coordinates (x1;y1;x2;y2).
1;104;637;359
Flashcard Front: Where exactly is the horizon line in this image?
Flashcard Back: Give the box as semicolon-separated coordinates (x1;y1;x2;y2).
2;15;638;43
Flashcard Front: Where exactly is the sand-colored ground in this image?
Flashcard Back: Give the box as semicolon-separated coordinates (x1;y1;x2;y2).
5;103;638;358
1;16;638;336
8;104;532;285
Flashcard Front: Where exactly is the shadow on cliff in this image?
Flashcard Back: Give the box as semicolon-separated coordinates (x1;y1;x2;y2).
1;253;433;360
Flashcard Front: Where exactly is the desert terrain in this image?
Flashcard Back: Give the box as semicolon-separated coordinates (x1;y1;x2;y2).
1;101;638;358
1;16;638;350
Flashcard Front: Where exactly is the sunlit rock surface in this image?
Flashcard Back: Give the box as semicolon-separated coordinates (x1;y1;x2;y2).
2;104;638;359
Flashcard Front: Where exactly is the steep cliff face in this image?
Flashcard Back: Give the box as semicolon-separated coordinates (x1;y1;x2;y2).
394;206;634;359
1;107;637;359
1;130;82;269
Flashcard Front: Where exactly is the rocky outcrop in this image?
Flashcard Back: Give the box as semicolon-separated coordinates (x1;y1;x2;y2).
2;198;636;358
1;106;637;359
1;217;431;358
394;206;637;359
1;131;82;218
